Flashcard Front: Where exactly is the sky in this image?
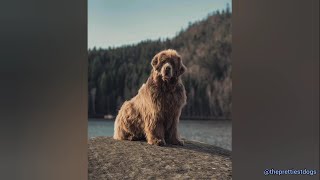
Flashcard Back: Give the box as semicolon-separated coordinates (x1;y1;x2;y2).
88;0;231;49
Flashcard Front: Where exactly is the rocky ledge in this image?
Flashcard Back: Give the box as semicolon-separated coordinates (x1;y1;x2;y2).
88;137;232;180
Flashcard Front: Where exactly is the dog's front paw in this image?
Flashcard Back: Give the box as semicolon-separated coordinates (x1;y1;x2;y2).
148;139;166;146
171;139;184;146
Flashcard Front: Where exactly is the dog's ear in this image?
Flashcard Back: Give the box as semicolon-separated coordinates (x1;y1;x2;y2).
178;62;187;76
151;54;160;69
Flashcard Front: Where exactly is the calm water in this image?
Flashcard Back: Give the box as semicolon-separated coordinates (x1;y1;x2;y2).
88;119;232;150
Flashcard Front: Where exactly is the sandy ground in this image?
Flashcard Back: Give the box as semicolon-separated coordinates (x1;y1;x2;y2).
88;137;232;180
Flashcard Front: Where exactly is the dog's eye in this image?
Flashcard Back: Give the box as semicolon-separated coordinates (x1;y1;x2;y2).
167;59;175;67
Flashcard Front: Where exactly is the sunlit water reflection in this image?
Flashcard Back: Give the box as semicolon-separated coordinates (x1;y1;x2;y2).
88;119;231;150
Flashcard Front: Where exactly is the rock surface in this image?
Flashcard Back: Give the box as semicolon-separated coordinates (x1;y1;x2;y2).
88;137;232;180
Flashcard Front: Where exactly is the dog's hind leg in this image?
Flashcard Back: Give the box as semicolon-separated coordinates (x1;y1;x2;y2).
113;125;126;140
113;117;128;140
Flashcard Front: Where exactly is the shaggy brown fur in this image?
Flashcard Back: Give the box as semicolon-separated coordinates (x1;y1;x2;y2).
113;49;187;146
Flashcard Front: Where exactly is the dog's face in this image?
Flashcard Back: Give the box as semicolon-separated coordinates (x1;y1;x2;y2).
151;49;186;81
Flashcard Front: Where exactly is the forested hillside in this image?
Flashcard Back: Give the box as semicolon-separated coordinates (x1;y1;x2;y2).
88;7;232;119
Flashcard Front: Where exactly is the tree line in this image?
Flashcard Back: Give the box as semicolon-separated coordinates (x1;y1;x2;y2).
88;6;232;120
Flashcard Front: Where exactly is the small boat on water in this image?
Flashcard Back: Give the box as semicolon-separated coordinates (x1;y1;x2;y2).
104;114;114;120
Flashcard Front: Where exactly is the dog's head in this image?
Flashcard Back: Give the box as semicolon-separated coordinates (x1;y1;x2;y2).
151;49;186;81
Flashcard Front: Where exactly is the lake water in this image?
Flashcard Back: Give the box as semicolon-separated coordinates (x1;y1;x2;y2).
88;119;232;150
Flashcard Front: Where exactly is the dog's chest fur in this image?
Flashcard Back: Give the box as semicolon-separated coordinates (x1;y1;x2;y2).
147;77;186;112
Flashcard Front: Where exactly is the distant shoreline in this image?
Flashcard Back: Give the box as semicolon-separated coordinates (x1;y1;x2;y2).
88;116;231;121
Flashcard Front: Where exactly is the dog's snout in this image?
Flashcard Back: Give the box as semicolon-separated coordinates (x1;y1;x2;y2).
162;63;172;77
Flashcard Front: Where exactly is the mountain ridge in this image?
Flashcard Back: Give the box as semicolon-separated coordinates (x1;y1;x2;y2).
88;8;232;119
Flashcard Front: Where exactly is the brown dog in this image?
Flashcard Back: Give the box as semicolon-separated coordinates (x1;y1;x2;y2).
113;49;187;146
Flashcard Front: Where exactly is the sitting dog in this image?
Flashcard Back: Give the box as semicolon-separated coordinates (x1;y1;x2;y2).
113;49;187;146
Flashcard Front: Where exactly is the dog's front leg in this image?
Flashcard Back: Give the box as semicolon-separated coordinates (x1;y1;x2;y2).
166;117;184;146
145;120;166;146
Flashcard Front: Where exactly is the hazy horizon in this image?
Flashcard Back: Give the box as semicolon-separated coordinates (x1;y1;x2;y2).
88;0;231;49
